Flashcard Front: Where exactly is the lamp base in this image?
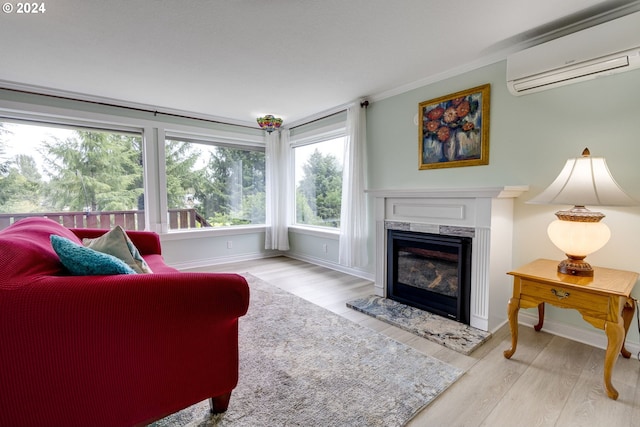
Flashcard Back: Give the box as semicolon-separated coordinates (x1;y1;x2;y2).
557;256;593;277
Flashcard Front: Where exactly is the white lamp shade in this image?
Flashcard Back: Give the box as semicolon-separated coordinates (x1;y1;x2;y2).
547;219;611;256
528;153;636;207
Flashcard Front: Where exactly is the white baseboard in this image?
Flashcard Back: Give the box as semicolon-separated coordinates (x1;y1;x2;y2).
518;311;640;357
170;251;282;271
169;250;375;281
282;252;375;281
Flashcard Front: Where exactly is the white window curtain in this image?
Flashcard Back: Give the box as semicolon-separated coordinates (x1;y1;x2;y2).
338;103;368;267
265;129;291;250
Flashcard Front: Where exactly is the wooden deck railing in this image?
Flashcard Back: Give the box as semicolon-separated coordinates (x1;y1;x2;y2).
0;209;211;231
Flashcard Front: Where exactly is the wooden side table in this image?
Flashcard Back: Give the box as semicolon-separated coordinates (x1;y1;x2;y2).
503;258;638;400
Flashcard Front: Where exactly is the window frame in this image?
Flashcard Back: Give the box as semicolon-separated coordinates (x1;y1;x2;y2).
0;101;266;237
289;122;346;233
161;127;266;234
0;114;147;229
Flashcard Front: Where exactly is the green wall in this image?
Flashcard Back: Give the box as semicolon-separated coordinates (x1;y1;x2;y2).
366;60;640;345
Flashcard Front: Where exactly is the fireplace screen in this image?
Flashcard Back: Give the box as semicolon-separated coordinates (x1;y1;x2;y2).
387;229;472;324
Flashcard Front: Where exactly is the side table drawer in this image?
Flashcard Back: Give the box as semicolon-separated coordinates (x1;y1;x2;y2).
519;279;610;314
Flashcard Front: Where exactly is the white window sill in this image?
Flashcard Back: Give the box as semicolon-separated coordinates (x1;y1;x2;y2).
160;224;266;241
288;225;340;240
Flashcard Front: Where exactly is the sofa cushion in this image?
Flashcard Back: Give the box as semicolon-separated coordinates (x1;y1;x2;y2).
0;217;84;285
82;225;153;274
51;235;137;276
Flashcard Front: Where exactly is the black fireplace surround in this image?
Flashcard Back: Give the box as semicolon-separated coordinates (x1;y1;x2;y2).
387;229;472;324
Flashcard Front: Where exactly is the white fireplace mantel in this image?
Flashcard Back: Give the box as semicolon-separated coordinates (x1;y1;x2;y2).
367;186;528;332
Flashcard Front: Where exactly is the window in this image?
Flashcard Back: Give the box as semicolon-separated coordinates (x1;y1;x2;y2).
0;119;144;230
293;136;345;228
164;137;265;230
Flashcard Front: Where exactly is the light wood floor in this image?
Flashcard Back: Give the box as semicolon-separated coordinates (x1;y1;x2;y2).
190;256;640;427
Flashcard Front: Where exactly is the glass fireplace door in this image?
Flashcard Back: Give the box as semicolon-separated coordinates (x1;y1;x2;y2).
387;230;472;323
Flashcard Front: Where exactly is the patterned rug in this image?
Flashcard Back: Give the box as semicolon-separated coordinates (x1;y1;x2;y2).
151;274;463;427
347;296;491;356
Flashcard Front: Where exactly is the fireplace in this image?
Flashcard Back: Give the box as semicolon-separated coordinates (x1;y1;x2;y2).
368;186;528;332
387;229;472;324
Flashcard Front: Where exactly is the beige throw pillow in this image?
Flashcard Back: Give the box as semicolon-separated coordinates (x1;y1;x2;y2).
83;226;153;274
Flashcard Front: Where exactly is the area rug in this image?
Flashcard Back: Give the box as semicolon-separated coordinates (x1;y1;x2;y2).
347;295;491;356
151;274;463;427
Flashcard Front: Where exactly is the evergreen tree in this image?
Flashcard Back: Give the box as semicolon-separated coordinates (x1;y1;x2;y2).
164;140;203;211
0;123;9;175
0;124;15;208
0;124;44;211
0;124;266;229
42;131;143;211
296;149;342;227
197;147;265;225
0;155;43;213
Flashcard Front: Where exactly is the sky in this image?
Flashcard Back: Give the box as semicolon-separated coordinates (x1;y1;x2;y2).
1;121;75;169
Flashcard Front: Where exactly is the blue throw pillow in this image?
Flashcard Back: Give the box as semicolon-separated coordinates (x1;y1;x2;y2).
50;234;137;276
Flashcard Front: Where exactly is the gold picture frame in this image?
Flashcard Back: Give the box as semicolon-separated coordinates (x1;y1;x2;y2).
418;84;490;169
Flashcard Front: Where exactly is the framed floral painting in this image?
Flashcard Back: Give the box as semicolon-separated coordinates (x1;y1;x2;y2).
418;84;490;169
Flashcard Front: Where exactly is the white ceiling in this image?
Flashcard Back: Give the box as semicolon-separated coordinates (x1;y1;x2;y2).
2;0;640;128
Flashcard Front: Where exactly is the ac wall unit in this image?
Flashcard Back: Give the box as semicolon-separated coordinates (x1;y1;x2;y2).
507;11;640;96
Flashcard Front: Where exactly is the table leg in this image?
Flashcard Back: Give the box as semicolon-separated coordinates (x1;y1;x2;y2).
534;302;545;331
620;298;636;359
603;317;625;400
504;297;520;359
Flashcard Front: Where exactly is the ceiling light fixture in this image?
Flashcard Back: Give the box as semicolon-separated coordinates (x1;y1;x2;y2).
256;115;283;133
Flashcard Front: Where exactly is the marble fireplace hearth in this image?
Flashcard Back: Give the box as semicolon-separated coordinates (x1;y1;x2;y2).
367;186;528;332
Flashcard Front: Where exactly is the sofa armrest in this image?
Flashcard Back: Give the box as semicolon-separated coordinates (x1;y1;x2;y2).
121;230;163;255
70;228;163;255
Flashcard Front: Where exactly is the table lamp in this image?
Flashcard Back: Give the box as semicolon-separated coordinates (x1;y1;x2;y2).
528;148;637;276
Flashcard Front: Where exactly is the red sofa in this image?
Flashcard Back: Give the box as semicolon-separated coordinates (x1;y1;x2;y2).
0;217;250;427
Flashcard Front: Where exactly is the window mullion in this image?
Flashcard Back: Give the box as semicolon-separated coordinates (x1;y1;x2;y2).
144;127;166;233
